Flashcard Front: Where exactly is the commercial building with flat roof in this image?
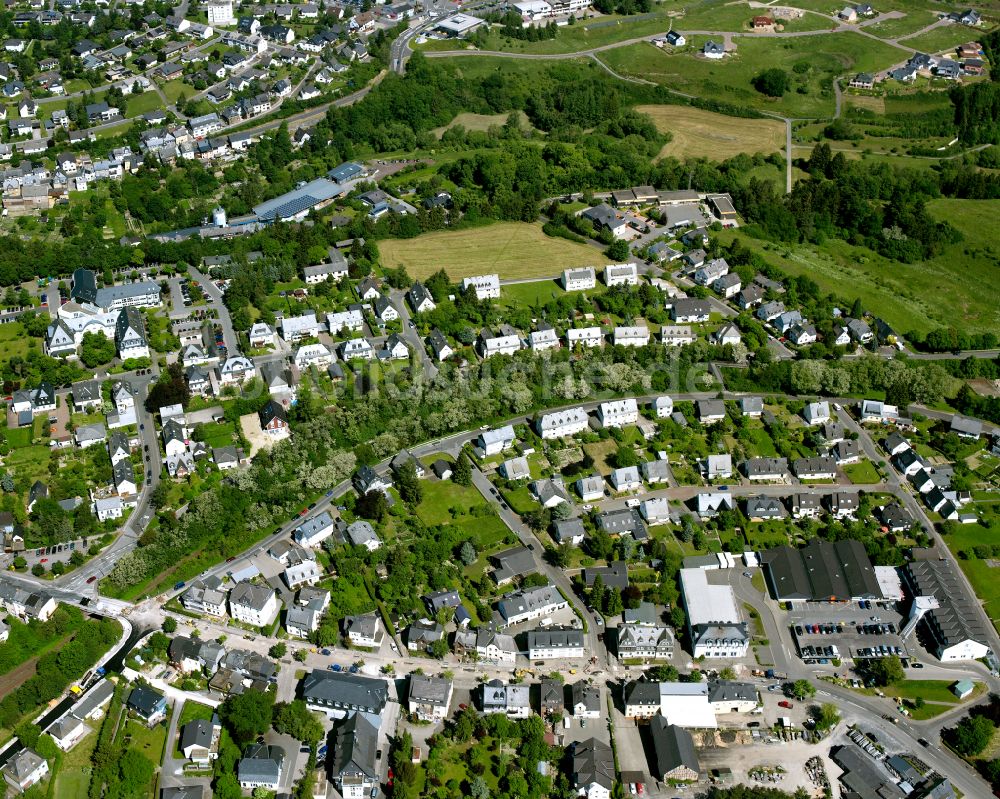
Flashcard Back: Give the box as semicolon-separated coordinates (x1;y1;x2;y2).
679;568;748;658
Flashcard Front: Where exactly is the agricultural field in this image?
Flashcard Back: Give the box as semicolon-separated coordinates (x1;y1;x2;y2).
714;198;1000;337
600;34;906;118
378;222;598;280
636;104;786;159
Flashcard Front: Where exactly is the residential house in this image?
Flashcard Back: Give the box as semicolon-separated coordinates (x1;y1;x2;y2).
229;583;279;627
604;263;638;286
237;744;284;791
562;267;596;291
301;670;389;717
343;613;384;648
127;686;167;724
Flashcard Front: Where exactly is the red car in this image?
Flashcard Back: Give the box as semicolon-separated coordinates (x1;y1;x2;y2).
40;558;48;563
299;508;308;516
778;700;793;709
86;576;97;584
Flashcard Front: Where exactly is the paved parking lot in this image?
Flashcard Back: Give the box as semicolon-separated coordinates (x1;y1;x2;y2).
786;603;909;664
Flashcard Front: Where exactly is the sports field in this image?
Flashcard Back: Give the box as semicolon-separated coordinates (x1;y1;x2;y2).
378;223;598;280
636;104;786;159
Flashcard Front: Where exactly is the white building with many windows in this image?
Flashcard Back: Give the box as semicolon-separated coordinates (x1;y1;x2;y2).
562;267;596;291
462;274;500;300
537;407;589;439
598;398;638;429
680;568;749;659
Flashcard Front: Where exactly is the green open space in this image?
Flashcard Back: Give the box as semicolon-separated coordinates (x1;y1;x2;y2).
125;90;165;118
714;198;1000;337
52;726;98;798
866;10;940;39
378;222;597;281
0;321;34;362
197;421;238;449
902;24;987;54
637;103;787;160
844;460;881;484
599;33;906;118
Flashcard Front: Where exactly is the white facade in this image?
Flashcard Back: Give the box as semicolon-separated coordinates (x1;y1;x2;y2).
538;407;589;439
562;267;596;291
229;585;279;627
462;274;500;300
598;398;638;429
566;327;603;348
653;396;674;418
327;309;365;334
604;263;638;286
613;326;650;347
206;0;234;25
661;325;695;347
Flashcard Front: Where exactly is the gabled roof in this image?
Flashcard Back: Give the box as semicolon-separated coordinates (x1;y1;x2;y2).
332;712;378;780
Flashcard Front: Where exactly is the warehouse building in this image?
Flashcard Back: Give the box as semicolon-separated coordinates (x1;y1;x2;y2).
761;540;882;604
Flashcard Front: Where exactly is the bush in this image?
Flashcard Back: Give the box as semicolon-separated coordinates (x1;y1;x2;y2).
753;68;790;97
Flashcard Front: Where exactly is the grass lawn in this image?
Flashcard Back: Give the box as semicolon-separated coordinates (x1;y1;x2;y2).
742;427;779;457
501;484;537;515
582;439;620;475
431;110;530;137
498;279;574;309
844;460;881;484
600;34;906;118
0;321;34;362
415;479;490;526
378;222;598;281
885;679;968;703
125;90;164;118
866;9;939;39
6;444;52;490
714;199;1000;337
52;727;98;798
160;79;188;103
198;421;238;449
3;426;33;448
636;104;786;160
901;24;987;53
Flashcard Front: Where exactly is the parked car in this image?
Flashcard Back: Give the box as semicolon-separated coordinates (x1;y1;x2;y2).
778;700;793;709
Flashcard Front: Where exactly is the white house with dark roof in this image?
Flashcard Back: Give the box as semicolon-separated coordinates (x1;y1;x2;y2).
407;282;436;313
229;583;279;627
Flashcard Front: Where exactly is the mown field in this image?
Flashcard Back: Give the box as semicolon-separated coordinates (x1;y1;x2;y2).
378;222;598;280
716;198;1000;337
636;104;786;159
431;111;530;137
600;34;906;118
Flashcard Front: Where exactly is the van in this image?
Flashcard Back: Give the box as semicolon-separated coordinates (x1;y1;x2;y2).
563;718;571;730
